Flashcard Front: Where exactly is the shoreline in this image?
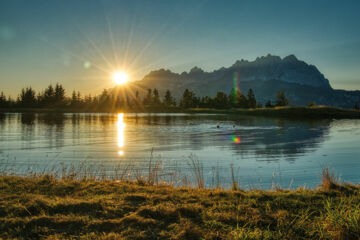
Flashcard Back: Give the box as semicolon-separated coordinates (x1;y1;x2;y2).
0;106;359;119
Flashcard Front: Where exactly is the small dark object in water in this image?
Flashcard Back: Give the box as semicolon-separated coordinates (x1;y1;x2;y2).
217;125;220;128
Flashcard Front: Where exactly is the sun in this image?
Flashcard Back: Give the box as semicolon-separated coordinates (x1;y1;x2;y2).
112;71;128;85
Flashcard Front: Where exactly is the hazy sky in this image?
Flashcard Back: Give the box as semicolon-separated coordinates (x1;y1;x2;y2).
1;0;360;96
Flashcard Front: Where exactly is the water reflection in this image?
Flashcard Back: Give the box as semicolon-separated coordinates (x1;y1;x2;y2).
117;113;125;156
0;113;333;162
21;113;35;125
1;113;360;188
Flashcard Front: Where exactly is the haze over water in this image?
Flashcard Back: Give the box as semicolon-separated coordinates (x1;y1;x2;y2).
0;113;359;189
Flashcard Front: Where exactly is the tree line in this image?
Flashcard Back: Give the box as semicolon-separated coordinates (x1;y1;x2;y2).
0;84;290;110
179;88;289;109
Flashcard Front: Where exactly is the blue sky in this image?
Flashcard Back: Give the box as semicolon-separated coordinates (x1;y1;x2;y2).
1;0;360;96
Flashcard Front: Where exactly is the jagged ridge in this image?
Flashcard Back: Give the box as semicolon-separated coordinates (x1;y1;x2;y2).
135;54;359;108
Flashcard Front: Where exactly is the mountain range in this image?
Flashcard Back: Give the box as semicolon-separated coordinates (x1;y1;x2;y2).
134;54;360;108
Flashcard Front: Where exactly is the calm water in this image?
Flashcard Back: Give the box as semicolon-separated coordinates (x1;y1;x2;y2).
0;113;359;189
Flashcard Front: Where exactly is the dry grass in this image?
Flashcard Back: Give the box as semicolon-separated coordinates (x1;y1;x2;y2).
187;154;204;188
321;167;340;191
0;174;360;239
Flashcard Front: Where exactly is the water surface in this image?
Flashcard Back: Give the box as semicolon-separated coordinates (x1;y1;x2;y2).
0;113;359;189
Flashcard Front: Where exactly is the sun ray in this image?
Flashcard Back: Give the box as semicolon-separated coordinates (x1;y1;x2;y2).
75;25;115;70
34;35;111;74
103;11;120;68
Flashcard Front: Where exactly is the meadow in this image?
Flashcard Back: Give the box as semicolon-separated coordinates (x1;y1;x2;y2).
0;167;359;240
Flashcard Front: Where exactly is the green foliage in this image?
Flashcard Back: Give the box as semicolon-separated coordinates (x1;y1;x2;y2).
265;100;273;108
228;88;249;108
19;87;37;107
213;91;229;109
0;91;10;107
164;89;176;106
317;198;360;239
180;89;199;108
247;88;257;108
152;88;161;105
199;96;213;108
54;83;66;106
143;88;153;106
307;101;315;107
354;102;359;110
1;84;359;114
275;90;290;106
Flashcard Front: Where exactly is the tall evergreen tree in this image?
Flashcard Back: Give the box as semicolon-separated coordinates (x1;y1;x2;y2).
84;94;93;107
200;96;213;108
164;90;176;106
0;92;7;107
180;89;198;108
213;91;229;109
99;89;110;108
354;102;359;110
54;83;66;106
71;90;78;106
247;89;256;108
143;89;152;105
265;100;273;108
77;91;81;103
229;89;248;108
19;87;37;107
275;90;289;106
152;88;161;105
41;84;55;106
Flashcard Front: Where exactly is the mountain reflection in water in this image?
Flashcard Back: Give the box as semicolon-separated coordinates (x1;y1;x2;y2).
0;113;359;189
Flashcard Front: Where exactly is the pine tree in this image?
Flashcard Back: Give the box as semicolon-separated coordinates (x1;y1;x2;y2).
71;90;78;106
213;91;229;109
354;102;359;110
247;89;256;108
143;89;152;105
54;83;66;106
200;96;213;108
307;101;315;107
275;90;289;106
180;89;198;108
43;84;55;105
0;92;7;107
19;87;37;107
152;88;161;105
164;90;176;106
265;100;273;108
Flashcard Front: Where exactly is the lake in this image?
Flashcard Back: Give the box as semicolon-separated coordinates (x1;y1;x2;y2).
0;112;359;189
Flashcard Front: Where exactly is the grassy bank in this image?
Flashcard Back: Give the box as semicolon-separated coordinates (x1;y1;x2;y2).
1;106;359;119
0;174;360;239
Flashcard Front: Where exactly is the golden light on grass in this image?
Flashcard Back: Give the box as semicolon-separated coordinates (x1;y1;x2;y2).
112;71;128;85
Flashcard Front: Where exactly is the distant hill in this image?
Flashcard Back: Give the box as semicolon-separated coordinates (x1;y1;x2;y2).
133;54;360;108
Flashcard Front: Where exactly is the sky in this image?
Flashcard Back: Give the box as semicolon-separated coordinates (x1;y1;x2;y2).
1;0;360;96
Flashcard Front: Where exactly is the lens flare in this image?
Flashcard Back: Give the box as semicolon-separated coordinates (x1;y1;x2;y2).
231;136;241;144
232;72;241;104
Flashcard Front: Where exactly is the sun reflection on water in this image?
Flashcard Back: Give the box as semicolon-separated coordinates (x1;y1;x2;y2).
117;113;125;156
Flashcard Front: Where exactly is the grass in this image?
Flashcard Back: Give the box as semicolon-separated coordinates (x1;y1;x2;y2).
0;168;360;239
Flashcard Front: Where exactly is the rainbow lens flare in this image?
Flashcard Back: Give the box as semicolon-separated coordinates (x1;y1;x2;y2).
231;136;241;144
